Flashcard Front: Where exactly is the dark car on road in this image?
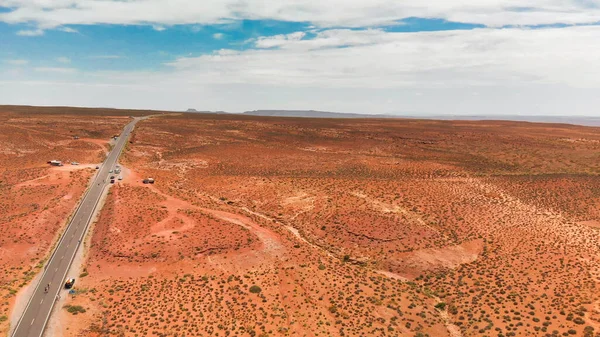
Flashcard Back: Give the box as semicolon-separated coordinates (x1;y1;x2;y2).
65;278;75;289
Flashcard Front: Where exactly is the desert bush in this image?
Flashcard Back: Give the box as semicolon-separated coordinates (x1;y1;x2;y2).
64;305;86;315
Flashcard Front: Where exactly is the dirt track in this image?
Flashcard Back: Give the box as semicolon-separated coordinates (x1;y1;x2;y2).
8;110;600;337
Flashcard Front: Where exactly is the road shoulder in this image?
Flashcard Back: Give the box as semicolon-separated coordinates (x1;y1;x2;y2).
44;171;113;337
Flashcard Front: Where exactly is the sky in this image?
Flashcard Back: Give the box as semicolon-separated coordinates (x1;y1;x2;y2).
1;1;600;116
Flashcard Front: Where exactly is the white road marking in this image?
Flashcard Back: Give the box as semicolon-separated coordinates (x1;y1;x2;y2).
61;255;64;260
11;122;137;336
40;299;43;304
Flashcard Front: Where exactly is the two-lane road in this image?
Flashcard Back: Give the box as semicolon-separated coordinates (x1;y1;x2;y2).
11;117;141;337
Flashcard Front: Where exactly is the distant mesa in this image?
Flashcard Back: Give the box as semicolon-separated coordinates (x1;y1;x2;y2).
183;108;600;126
185;109;227;114
243;110;395;119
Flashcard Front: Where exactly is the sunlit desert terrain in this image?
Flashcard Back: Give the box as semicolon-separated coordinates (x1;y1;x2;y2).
0;106;134;335
4;108;600;337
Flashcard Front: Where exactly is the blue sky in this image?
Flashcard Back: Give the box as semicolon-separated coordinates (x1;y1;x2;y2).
0;18;484;72
1;1;600;115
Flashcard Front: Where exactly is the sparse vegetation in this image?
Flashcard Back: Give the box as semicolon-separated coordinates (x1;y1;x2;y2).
64;305;87;314
0;110;129;335
6;110;599;337
434;302;446;311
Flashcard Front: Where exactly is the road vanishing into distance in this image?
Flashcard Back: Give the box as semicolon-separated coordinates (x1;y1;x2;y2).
11;117;141;337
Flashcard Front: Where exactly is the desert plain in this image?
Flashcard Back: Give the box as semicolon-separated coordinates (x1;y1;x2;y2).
2;106;600;337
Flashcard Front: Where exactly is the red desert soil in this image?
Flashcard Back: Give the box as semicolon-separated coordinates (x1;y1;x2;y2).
12;110;600;337
0;107;134;335
578;220;600;229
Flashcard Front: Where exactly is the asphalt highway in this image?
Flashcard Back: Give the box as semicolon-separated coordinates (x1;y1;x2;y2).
11;117;140;337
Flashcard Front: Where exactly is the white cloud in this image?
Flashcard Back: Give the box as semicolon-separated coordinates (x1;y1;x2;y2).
57;56;71;63
2;0;600;29
213;33;225;39
2;26;599;116
165;26;600;89
255;30;381;50
34;67;76;73
16;28;44;36
5;59;29;65
255;31;306;48
58;26;78;33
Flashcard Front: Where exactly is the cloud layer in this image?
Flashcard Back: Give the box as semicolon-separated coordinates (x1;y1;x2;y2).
2;25;599;115
165;26;599;89
2;0;600;29
2;1;599;115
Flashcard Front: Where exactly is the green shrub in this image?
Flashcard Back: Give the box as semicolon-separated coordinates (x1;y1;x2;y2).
249;285;262;294
64;305;86;315
584;326;595;337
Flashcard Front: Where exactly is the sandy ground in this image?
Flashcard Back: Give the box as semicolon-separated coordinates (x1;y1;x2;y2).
10;161;108;336
31;112;600;337
578;220;600;228
7;167;102;334
44;181;112;337
0;110;130;335
9;271;44;335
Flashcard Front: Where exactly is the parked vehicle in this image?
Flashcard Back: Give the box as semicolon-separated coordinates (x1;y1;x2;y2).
65;278;75;289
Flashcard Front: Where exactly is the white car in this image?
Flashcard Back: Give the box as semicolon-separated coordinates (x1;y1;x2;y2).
71;162;79;165
109;170;113;173
118;176;123;180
